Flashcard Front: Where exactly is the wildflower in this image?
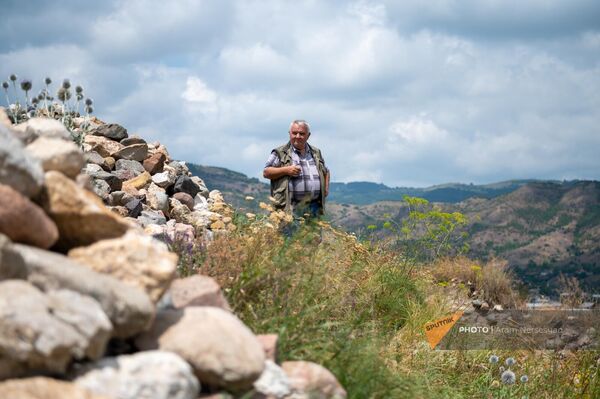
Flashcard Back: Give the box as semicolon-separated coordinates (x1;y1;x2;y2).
491;380;500;388
20;80;32;92
9;74;17;82
2;81;8;90
57;87;72;102
85;98;93;106
37;92;45;101
501;369;516;385
31;97;39;105
85;105;94;114
45;77;52;85
75;85;83;94
505;357;516;367
76;93;83;101
499;366;505;372
62;79;71;89
520;375;528;383
489;355;499;364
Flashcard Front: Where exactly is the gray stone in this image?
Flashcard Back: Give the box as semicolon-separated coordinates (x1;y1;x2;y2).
84;151;107;169
147;183;170;214
281;361;347;399
152;172;175;188
88;170;122;191
0;233;27;280
174;175;200;198
91;123;128;141
138;210;167;227
120;135;147;146
111;168;139;182
0;377;111;399
125;198;143;218
91;179;111;200
168;161;190;176
191;176;210;198
108;191;135;207
25;137;85;178
0;280;111;379
116;159;145;175
253;360;292;399
0;124;45;198
74;351;199;399
135;307;265;391
167;275;231;311
82;163;104;175
113;144;148;162
15;244;154;338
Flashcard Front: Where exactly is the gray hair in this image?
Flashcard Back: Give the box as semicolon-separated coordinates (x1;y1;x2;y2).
289;119;311;134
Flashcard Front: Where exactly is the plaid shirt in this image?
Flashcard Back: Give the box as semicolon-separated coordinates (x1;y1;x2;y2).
265;145;328;204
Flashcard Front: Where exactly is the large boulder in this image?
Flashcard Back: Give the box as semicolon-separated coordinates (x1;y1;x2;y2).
0;280;111;378
12;117;71;143
90;123;128;141
15;244;154;338
281;361;347;399
73;351;199;399
0;184;58;249
0;377;111;399
0;123;45;198
25;137;85;178
135;307;265;391
68;231;178;303
40;171;130;250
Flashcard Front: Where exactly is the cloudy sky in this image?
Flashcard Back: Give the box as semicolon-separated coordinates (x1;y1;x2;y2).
1;0;599;187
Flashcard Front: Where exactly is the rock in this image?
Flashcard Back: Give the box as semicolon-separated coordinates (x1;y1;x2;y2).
0;107;11;127
83;134;124;158
143;152;166;174
0;123;45;198
123;171;151;191
125;198;143;218
164;221;195;246
170;198;197;227
0;233;27;280
120;135;146;146
472;299;483;308
0;280;111;378
138;210;167;227
173;192;195;211
135;307;265;391
25;137;85;178
91;123;128;141
211;220;225;230
90;179;111;200
108;191;134;207
493;304;504;312
152;171;175;188
104;156;115;170
116;158;145;175
147;183;170;214
68;230;178;303
281;361;346;399
253;360;292;399
194;194;209;211
74;351;199;399
90;170;123;191
13;117;71;143
174;175;200;198
110;206;130;218
0;184;59;249
257;334;279;362
168;161;190;176
84;150;106;166
167;275;231;311
40;171;130;250
113;144;148;162
480;302;490;311
15;244;154;338
191;176;210;198
82;163;104;175
0;377;111;399
76;173;95;192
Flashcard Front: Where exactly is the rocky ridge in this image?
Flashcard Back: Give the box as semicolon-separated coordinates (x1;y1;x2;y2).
0;108;346;399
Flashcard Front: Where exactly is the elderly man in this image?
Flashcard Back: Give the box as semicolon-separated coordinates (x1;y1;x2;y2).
263;120;330;217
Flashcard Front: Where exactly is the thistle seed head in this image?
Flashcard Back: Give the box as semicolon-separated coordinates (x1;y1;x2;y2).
501;369;516;385
85;105;94;114
57;87;72;102
520;375;528;383
76;93;83;101
62;79;71;89
31;97;39;105
75;85;83;94
505;357;516;367
9;74;17;82
2;81;8;90
85;97;93;106
45;77;52;85
20;79;32;92
489;355;499;364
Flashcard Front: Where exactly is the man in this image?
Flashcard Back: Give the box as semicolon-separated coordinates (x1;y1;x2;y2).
263;120;330;218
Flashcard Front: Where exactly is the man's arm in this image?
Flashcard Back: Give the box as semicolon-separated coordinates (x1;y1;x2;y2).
263;165;300;180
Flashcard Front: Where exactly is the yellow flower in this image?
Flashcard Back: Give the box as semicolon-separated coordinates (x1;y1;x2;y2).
491;380;500;388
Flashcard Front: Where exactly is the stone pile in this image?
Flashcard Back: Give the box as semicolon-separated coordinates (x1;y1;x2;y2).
0;110;346;399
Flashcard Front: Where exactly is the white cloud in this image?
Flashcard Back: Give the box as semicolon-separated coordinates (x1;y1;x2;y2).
182;76;217;104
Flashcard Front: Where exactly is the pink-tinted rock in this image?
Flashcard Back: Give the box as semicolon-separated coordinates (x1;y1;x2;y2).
281;361;346;399
143;152;166;175
169;275;231;311
0;377;111;399
0;184;58;249
173;192;194;211
256;334;279;362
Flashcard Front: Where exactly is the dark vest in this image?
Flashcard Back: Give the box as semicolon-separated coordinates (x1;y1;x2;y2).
270;142;327;214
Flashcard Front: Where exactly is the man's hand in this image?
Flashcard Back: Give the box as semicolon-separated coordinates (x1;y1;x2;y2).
287;165;301;177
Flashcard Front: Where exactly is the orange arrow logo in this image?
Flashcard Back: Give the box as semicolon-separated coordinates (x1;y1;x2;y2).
424;311;464;349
